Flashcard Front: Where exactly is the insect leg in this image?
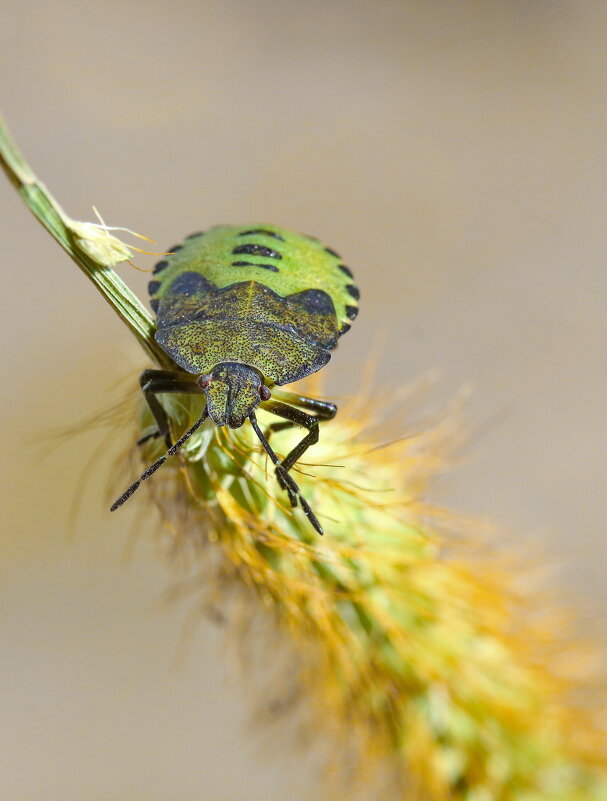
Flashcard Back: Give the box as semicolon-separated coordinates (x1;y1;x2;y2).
262;419;295;442
263;391;337;442
137;369;202;447
260;399;331;475
112;408;209;511
249;411;323;535
271;389;338;421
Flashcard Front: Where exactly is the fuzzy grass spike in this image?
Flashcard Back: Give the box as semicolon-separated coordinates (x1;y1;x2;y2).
1;112;606;801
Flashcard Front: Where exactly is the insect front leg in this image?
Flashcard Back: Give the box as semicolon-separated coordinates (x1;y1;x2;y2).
137;369;203;448
249;411;323;535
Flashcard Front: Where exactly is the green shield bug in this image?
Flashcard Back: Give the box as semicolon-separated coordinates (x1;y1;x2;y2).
111;224;360;534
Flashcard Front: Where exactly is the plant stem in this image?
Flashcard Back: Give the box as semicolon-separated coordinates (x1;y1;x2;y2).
0;112;171;368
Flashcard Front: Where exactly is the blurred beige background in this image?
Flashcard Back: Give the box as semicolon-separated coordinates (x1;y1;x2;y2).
1;1;607;799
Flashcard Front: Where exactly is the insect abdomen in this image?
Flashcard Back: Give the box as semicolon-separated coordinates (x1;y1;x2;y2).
148;224;359;333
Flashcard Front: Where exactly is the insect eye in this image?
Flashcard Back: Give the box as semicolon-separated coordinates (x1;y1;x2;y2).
259;385;271;401
197;374;212;390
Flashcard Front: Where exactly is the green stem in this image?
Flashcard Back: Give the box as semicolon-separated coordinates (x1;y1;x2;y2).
0;112;171;368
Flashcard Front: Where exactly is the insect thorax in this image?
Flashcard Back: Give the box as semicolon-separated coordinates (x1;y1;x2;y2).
149;224;360;385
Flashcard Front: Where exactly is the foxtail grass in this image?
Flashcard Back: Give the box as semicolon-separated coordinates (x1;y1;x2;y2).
2;112;606;800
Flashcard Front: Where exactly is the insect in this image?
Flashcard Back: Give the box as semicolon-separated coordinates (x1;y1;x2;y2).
111;224;360;533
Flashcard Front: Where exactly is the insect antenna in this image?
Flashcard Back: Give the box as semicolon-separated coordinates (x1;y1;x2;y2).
249;412;323;535
111;408;209;511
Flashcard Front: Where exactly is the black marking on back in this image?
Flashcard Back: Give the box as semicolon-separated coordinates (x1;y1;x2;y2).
150;298;159;314
346;284;360;300
324;246;340;258
186;231;205;239
339;322;351;336
339;264;353;278
232;244;282;260
232;260;279;273
168;244;183;253
238;229;285;241
345;305;359;321
148;280;161;296
153;260;169;274
169;271;215;296
290;288;335;315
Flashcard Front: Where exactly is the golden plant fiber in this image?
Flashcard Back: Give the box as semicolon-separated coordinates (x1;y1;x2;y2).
131;378;607;801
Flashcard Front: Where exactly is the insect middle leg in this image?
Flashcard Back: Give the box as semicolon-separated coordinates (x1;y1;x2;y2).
137;369;203;448
260;393;337;480
262;390;337;444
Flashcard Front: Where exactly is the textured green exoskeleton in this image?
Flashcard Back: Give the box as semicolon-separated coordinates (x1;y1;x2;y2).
112;224;360;533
